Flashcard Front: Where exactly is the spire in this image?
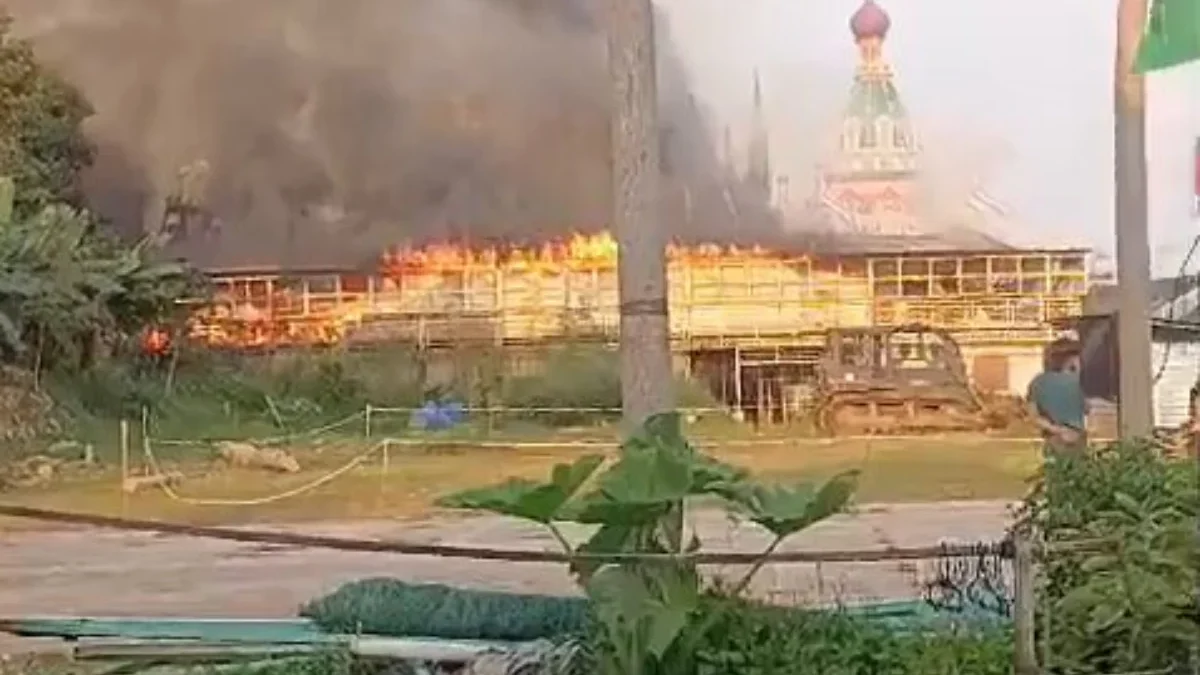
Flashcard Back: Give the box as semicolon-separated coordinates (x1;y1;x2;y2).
850;0;891;43
746;69;771;197
833;1;917;178
807;0;1012;241
850;0;895;87
816;1;920;235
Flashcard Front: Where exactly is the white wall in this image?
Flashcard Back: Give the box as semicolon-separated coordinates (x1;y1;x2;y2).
1151;339;1200;428
960;345;1044;396
1007;352;1044;399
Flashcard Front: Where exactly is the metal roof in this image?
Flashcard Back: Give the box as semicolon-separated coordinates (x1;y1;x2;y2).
1083;276;1200;323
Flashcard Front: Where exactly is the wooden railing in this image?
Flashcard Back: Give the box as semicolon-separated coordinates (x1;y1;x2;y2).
185;292;1083;349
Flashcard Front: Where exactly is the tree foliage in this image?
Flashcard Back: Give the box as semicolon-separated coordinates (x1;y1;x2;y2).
0;13;95;220
0;12;197;377
0;204;199;371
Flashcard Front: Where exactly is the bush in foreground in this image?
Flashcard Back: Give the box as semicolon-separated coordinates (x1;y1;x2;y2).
1021;440;1199;674
436;410;860;674
696;602;1010;675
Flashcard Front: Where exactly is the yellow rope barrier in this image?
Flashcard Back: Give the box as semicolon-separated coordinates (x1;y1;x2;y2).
139;437;391;508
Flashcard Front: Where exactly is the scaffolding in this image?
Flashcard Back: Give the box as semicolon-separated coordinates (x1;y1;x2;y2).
185;249;1089;350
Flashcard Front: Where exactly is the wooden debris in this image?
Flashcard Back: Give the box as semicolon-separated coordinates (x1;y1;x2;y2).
2;455;60;489
215;441;301;473
122;471;185;495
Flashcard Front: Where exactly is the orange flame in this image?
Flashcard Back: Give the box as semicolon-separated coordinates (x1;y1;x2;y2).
141;327;172;356
185;231;798;350
380;231;779;277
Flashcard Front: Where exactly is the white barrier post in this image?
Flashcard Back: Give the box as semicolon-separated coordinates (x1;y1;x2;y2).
378;440;390;506
140;406;152;472
364;404;373;439
1013;525;1039;675
119;419;130;514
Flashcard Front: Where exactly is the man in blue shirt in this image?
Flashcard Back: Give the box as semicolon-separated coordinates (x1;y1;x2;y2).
1026;337;1087;455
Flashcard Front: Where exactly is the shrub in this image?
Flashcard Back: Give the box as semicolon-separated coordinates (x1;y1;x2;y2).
695;599;1011;675
438;411;859;675
1021;440;1199;674
42;349;385;451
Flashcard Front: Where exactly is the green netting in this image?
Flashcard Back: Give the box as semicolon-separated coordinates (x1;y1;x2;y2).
299;578;591;641
301;578;1007;642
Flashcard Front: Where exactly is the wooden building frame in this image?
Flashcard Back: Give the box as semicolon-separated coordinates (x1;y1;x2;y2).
185;248;1090;349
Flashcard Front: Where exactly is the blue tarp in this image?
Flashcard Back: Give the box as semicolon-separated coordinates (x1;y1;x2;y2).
411;400;466;431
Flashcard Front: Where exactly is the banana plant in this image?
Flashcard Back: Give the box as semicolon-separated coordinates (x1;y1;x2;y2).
438;412;859;675
0;201;198;369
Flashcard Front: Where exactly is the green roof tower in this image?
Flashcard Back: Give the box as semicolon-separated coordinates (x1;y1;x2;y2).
819;0;921;235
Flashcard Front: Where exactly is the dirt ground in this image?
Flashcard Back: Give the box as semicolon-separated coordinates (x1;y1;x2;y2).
0;434;1033;655
0;500;1014;655
1;435;1039;527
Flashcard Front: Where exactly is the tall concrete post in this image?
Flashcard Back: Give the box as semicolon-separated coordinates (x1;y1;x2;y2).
1113;0;1155;437
608;0;675;427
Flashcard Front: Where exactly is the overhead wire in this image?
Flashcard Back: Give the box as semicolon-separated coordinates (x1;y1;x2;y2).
1150;233;1200;385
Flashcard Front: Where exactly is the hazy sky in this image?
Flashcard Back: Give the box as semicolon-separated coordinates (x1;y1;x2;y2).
659;0;1199;276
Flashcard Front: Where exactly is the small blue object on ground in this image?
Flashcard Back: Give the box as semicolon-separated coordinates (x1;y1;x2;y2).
411;400;467;431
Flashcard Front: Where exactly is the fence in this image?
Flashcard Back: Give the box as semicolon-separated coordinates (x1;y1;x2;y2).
121;405;1034;605
190;247;1089;350
88;406;1172;672
14;393;1158;673
121;403;1048;511
141;402;1053;448
0;501;1126;674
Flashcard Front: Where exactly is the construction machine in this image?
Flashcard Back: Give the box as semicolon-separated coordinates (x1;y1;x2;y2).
813;324;1012;435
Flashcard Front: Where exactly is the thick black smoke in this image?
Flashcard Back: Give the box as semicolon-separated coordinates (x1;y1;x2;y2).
7;0;778;269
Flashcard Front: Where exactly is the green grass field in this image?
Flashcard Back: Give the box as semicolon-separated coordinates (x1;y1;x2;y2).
2;433;1039;529
1;345;1044;530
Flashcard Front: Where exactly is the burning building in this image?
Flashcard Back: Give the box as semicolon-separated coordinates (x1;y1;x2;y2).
186;237;1086;407
171;0;1087;420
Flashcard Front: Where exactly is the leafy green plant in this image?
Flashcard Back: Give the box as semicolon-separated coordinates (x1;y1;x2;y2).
695;600;1011;675
204;652;360;675
0;204;198;372
0;13;95;220
1021;440;1199;673
438;411;859;675
0;10;203;385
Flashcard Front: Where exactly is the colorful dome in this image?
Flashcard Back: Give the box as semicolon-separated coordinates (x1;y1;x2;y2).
850;0;890;41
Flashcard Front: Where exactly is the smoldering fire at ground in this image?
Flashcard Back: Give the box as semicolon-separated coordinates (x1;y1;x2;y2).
7;0;778;269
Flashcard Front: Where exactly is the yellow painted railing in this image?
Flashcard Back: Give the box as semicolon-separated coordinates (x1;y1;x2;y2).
186;293;1082;348
183;253;1088;348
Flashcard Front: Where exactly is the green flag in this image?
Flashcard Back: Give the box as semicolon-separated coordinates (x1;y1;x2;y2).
1135;0;1200;73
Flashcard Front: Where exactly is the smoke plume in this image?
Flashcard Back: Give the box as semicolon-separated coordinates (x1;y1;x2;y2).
6;0;774;268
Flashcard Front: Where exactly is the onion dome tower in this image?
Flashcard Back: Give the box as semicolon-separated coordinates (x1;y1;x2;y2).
818;0;921;235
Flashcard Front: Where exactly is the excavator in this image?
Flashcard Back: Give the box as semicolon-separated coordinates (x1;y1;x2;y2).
812;324;1018;435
